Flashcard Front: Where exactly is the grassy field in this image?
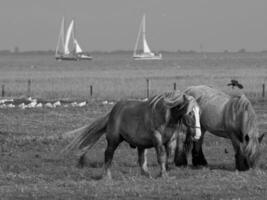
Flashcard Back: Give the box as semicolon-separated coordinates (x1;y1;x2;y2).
0;52;266;99
0;100;266;200
0;52;267;199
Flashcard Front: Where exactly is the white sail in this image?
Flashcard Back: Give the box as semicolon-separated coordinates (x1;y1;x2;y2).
133;14;161;60
55;17;65;56
133;16;142;56
64;20;74;54
74;39;83;53
143;38;152;54
61;17;65;51
142;15;152;54
55;18;92;60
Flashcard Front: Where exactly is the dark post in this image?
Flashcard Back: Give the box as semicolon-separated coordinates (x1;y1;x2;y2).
173;82;177;91
27;79;31;97
262;83;265;98
146;78;150;98
1;85;5;97
90;85;93;97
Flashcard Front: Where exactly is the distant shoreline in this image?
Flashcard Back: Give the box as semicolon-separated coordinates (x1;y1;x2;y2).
0;49;267;56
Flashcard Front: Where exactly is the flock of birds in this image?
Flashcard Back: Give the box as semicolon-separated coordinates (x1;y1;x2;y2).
0;80;242;109
0;97;89;109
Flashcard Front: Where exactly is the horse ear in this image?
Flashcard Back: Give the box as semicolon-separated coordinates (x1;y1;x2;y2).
163;91;184;108
183;94;195;114
183;94;188;102
259;133;266;143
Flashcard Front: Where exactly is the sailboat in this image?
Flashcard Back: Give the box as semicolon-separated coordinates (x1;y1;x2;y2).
133;14;162;60
55;17;92;61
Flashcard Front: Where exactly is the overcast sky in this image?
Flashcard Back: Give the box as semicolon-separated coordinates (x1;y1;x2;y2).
0;0;267;52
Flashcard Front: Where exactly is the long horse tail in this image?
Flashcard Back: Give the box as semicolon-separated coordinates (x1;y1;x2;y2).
61;113;109;155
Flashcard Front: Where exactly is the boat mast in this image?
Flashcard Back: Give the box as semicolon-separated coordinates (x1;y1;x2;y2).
133;14;144;56
55;17;65;56
142;14;152;54
62;17;65;51
72;18;76;53
142;14;146;47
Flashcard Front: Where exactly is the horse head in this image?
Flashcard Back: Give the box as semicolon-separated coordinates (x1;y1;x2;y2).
229;95;262;169
163;92;201;140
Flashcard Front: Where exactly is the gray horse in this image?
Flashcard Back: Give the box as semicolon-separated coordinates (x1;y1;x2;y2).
62;91;201;179
174;85;265;171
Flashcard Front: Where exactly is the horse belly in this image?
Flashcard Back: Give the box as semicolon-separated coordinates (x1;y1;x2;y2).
120;129;154;148
201;105;229;138
206;130;229;138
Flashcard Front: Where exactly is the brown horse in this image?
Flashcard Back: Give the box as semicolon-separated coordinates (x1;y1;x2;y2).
62;91;201;179
174;85;265;171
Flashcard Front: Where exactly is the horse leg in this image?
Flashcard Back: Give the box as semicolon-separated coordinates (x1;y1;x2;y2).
192;130;208;167
103;136;122;179
229;134;249;171
166;133;177;170
165;144;174;170
153;131;168;178
137;148;151;178
174;145;188;167
174;130;188;167
77;153;86;168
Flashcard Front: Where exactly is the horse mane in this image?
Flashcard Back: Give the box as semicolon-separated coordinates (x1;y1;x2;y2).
227;95;258;136
148;94;165;110
148;91;189;128
148;91;183;110
185;85;228;108
225;94;260;165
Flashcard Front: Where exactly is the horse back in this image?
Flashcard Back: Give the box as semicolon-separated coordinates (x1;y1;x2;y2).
223;94;257;136
184;85;231;136
108;100;163;134
107;100;171;147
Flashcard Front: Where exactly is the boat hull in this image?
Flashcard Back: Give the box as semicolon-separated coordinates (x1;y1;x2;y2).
55;55;78;61
77;57;93;60
133;54;162;60
55;54;92;61
76;54;93;60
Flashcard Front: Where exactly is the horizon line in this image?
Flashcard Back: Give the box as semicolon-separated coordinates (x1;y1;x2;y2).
1;49;267;55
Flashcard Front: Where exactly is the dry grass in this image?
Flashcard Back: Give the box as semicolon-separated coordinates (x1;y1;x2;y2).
0;52;267;199
0;52;266;100
0;100;266;199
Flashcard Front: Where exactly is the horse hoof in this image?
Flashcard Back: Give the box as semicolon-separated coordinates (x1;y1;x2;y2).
145;174;152;179
141;171;152;178
76;162;84;169
192;157;208;167
174;153;188;167
102;174;113;181
158;174;175;180
174;161;188;167
157;172;170;179
236;165;249;171
166;164;175;171
193;165;207;170
77;155;86;168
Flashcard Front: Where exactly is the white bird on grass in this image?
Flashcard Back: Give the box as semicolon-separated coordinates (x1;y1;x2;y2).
36;103;43;108
78;101;86;107
53;101;61;107
18;103;26;109
45;102;54;108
